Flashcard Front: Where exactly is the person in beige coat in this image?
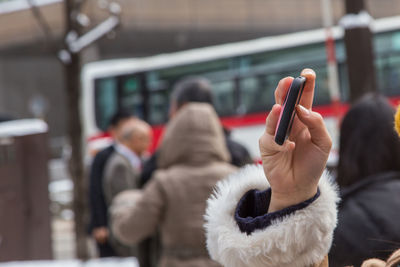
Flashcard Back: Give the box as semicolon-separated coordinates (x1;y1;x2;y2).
110;103;237;267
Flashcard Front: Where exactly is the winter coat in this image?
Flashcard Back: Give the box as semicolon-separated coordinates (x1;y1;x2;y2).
111;103;237;267
89;145;115;232
329;171;400;267
88;145;118;257
103;150;141;256
204;165;339;267
103;151;140;206
139;130;252;187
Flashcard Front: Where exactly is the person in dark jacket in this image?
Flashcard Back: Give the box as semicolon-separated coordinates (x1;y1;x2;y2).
88;110;134;257
329;93;400;267
140;77;252;186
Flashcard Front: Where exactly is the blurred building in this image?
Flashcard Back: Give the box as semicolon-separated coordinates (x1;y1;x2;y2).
0;0;399;155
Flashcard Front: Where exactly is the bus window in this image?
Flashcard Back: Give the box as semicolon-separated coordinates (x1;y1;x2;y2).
120;76;144;119
239;76;270;114
338;62;350;102
212;80;235;116
94;77;118;131
312;65;331;106
146;71;172;125
148;90;169;125
376;54;400;96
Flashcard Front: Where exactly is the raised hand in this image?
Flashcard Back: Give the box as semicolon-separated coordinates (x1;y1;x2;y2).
259;68;332;212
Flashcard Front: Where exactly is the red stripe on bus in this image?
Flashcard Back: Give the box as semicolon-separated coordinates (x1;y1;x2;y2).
88;132;111;141
87;97;400;152
219;103;350;129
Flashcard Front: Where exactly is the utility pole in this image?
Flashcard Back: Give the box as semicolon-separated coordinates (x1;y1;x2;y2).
28;0;120;259
60;0;120;259
340;0;376;102
63;0;87;259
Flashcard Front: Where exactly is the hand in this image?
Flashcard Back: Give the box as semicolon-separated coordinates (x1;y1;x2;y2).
92;227;109;244
259;68;332;212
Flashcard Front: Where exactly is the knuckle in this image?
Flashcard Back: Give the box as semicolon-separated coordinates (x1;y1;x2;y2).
315;112;323;120
259;135;264;147
274;89;279;99
259;133;269;148
313;112;324;123
327;135;333;149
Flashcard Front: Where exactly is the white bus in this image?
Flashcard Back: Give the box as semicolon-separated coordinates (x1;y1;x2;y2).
81;15;400;162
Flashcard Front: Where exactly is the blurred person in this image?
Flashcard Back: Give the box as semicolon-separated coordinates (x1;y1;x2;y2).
103;118;152;257
137;77;251;266
140;77;252;186
362;250;400;267
103;118;152;205
110;103;237;267
88;110;134;257
328;93;400;267
170;77;252;167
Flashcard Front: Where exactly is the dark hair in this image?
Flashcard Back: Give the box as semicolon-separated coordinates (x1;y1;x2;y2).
337;93;400;187
108;110;133;128
171;77;213;109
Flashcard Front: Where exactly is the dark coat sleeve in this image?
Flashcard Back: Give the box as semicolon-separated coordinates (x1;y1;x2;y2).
235;188;320;235
88;146;115;233
226;138;253;167
139;152;158;188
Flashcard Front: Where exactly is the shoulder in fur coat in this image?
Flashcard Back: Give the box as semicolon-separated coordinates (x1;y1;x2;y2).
204;164;340;267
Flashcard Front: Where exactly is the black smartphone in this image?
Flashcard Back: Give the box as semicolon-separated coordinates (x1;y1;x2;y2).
274;76;307;145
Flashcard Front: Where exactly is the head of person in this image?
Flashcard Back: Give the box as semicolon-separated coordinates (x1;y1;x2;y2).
108;110;134;141
169;77;213;118
337;93;400;187
119;118;152;157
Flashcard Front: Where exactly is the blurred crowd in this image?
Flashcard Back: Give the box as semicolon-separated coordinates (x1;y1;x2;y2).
87;77;252;267
87;74;400;267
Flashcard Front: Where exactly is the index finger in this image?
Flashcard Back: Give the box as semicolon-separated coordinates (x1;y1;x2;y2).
299;68;316;110
274;76;294;105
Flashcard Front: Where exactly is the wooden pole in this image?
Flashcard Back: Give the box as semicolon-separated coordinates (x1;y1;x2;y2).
342;0;377;102
63;0;88;259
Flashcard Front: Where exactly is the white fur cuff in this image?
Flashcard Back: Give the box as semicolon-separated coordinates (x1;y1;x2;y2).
204;165;339;267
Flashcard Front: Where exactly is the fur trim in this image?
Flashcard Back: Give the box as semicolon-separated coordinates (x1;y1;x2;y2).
204;164;339;267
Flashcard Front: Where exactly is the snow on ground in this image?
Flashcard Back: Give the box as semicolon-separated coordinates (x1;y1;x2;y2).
0;257;139;267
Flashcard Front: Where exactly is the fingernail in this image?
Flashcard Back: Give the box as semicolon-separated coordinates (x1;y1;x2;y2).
297;105;310;116
301;68;315;76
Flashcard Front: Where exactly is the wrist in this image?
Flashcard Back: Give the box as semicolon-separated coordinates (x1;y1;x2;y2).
269;187;318;212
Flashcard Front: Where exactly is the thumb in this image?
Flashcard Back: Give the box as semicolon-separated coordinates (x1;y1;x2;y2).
296;105;332;153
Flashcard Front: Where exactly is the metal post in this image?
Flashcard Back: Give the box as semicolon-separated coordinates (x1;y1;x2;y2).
321;0;341;113
340;0;377;102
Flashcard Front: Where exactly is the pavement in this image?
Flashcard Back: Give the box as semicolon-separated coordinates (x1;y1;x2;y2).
0;218;139;266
